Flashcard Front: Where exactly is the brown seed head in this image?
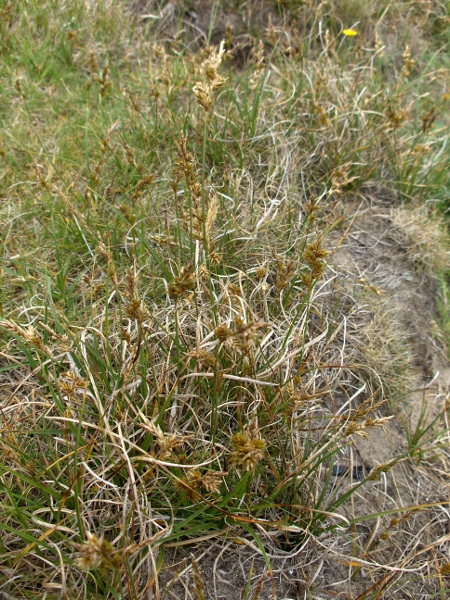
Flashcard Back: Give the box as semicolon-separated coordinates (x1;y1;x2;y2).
75;533;121;571
215;324;231;342
193;82;212;111
230;431;266;471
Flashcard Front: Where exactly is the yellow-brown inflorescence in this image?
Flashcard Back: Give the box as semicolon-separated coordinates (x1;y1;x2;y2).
193;40;227;112
191;559;206;600
58;371;87;398
123;267;148;322
215;323;231;342
140;420;187;460
75;532;121;571
187;469;225;494
168;264;195;300
176;469;226;501
230;428;266;471
173;135;217;253
232;316;269;354
276;259;296;293
301;239;329;290
249;40;266;90
401;44;415;78
214;318;269;354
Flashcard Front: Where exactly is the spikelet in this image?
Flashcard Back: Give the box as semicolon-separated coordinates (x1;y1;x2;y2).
250;40;266;90
192;81;212;111
75;532;121;571
230;425;266;471
401;44;415;78
193;40;227;112
168;264;195;301
301;238;329;289
139;419;187;459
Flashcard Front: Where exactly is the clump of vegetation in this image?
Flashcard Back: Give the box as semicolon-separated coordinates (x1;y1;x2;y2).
0;0;449;598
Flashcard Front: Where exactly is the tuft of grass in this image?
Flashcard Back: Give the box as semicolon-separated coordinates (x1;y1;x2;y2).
0;0;449;598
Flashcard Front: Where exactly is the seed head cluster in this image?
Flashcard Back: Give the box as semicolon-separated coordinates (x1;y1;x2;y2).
75;532;121;572
193;40;227;111
301;239;329;289
168;264;195;300
230;430;266;471
173;134;217;253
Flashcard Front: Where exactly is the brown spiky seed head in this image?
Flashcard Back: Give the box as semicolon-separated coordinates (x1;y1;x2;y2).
179;266;195;291
168;281;183;300
201;470;224;494
304;241;329;265
256;266;267;279
230;432;266;471
76;532;104;570
196;349;216;369
310;261;326;279
75;532;120;571
215;324;231;342
301;272;313;289
209;250;222;266
228;283;241;296
59;371;86;397
193;82;212;111
186;469;203;489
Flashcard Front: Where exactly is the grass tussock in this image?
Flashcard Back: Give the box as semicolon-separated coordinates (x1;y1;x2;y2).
0;0;450;598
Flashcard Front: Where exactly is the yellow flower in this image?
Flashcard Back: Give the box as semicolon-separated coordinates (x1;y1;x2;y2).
342;29;358;37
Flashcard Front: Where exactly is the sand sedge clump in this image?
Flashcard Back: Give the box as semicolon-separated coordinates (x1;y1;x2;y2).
1;4;450;598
